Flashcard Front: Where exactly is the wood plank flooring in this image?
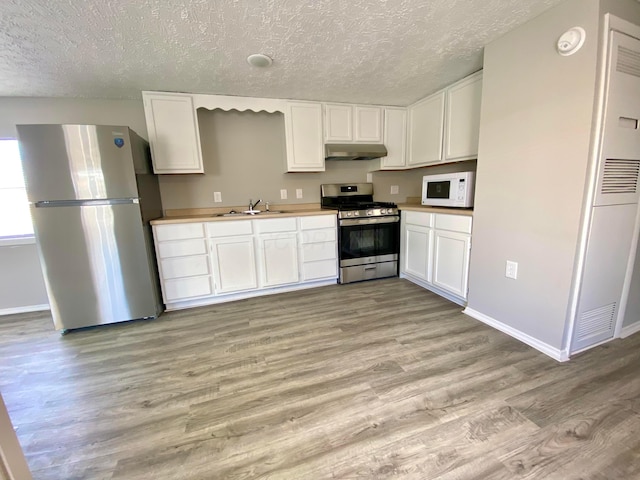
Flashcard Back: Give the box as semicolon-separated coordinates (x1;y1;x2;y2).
1;278;639;479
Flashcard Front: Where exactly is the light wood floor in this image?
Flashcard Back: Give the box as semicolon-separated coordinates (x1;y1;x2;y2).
1;278;639;479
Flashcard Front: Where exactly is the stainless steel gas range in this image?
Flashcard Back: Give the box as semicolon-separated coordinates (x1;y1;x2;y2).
321;183;400;284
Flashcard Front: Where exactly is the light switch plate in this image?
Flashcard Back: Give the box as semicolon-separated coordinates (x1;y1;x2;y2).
296;188;303;199
214;192;222;203
280;189;288;200
390;185;399;195
366;173;373;183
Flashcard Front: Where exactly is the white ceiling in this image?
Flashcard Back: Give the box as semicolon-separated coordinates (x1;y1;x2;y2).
0;0;564;106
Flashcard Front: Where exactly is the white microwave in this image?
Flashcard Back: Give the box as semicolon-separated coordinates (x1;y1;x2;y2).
422;171;475;208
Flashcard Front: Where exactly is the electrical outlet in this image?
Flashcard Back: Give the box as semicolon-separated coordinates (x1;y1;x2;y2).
390;185;399;195
505;261;518;279
280;189;288;200
296;188;303;199
366;173;373;182
214;192;222;203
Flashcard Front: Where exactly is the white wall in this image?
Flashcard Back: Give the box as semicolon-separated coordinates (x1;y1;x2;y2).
0;97;149;314
466;0;601;351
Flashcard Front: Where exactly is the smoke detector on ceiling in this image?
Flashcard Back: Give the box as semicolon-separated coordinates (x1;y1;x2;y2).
557;27;586;56
247;54;273;67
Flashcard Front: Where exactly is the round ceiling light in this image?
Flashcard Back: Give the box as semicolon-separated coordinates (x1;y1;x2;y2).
247;53;273;67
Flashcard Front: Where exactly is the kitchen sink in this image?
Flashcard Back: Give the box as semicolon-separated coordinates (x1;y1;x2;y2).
214;210;291;217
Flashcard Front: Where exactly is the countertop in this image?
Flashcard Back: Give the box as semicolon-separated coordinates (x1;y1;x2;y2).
398;204;473;217
150;204;336;225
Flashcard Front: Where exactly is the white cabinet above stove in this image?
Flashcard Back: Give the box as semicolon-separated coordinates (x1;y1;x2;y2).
324;103;383;144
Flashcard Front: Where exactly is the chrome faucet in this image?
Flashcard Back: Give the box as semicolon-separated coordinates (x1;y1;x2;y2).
248;198;261;211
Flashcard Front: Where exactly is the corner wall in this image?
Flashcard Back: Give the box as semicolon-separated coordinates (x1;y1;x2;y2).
466;0;601;352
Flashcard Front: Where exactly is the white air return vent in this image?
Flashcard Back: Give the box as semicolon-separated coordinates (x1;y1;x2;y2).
575;303;616;343
600;159;640;195
617;46;640;78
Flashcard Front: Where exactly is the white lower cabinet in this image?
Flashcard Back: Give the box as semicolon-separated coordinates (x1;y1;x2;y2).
153;222;213;304
299;215;338;281
258;234;299;287
210;236;258;293
153;214;338;310
400;210;472;304
404;224;433;282
432;230;470;298
255;218;300;287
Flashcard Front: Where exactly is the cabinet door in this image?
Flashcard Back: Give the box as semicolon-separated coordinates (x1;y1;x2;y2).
408;91;445;167
210;236;258;293
284;102;325;172
381;108;407;169
354;106;383;143
432;230;470;299
444;72;483;162
258;233;299;287
324;104;353;142
403;224;433;282
142;92;204;174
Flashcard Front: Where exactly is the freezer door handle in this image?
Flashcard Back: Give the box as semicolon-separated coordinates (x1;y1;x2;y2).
34;199;139;208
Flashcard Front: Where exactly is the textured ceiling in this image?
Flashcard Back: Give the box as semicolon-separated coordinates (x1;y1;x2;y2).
0;0;565;105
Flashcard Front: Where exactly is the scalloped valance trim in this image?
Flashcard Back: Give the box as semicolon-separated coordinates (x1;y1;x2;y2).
192;94;286;114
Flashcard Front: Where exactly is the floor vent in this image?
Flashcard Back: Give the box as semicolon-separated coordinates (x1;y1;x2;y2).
576;303;616;341
601;159;640;194
617;46;640;78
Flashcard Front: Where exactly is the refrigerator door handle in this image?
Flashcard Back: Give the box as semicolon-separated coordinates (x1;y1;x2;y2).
34;199;139;208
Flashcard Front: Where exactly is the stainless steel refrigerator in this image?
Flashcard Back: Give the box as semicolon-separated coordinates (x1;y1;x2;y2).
17;124;164;331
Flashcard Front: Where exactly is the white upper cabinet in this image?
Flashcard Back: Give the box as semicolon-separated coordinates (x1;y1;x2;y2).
444;72;483;162
324;104;383;143
324;104;353;142
408;91;446;167
406;71;483;168
380;107;408;170
354;106;384;142
142;92;204;174
284;101;325;172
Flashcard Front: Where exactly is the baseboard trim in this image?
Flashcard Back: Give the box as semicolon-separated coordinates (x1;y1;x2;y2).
399;273;466;306
165;279;337;311
0;304;50;316
620;321;640;339
463;307;570;362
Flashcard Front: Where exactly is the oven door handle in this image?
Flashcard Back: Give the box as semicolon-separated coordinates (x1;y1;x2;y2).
340;216;400;226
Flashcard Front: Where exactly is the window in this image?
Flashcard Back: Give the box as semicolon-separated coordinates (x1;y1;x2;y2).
0;139;34;240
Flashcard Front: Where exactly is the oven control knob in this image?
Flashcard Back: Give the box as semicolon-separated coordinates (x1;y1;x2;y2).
354;211;360;216
367;210;373;216
347;212;352;217
380;208;386;214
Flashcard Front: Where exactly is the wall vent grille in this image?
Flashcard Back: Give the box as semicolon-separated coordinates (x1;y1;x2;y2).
576;303;616;341
617;46;640;78
601;159;640;194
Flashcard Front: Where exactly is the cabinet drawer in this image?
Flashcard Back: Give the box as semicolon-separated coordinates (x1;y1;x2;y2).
302;260;338;281
403;211;433;227
301;228;337;244
207;220;253;237
255;217;297;234
300;215;336;230
434;214;472;234
155;223;204;241
157;238;207;258
164;275;213;301
161;255;210;280
301;242;337;262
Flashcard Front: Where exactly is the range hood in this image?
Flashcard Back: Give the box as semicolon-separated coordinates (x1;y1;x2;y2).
325;143;388;161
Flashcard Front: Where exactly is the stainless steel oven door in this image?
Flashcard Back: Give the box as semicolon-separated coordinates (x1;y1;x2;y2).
338;216;400;264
